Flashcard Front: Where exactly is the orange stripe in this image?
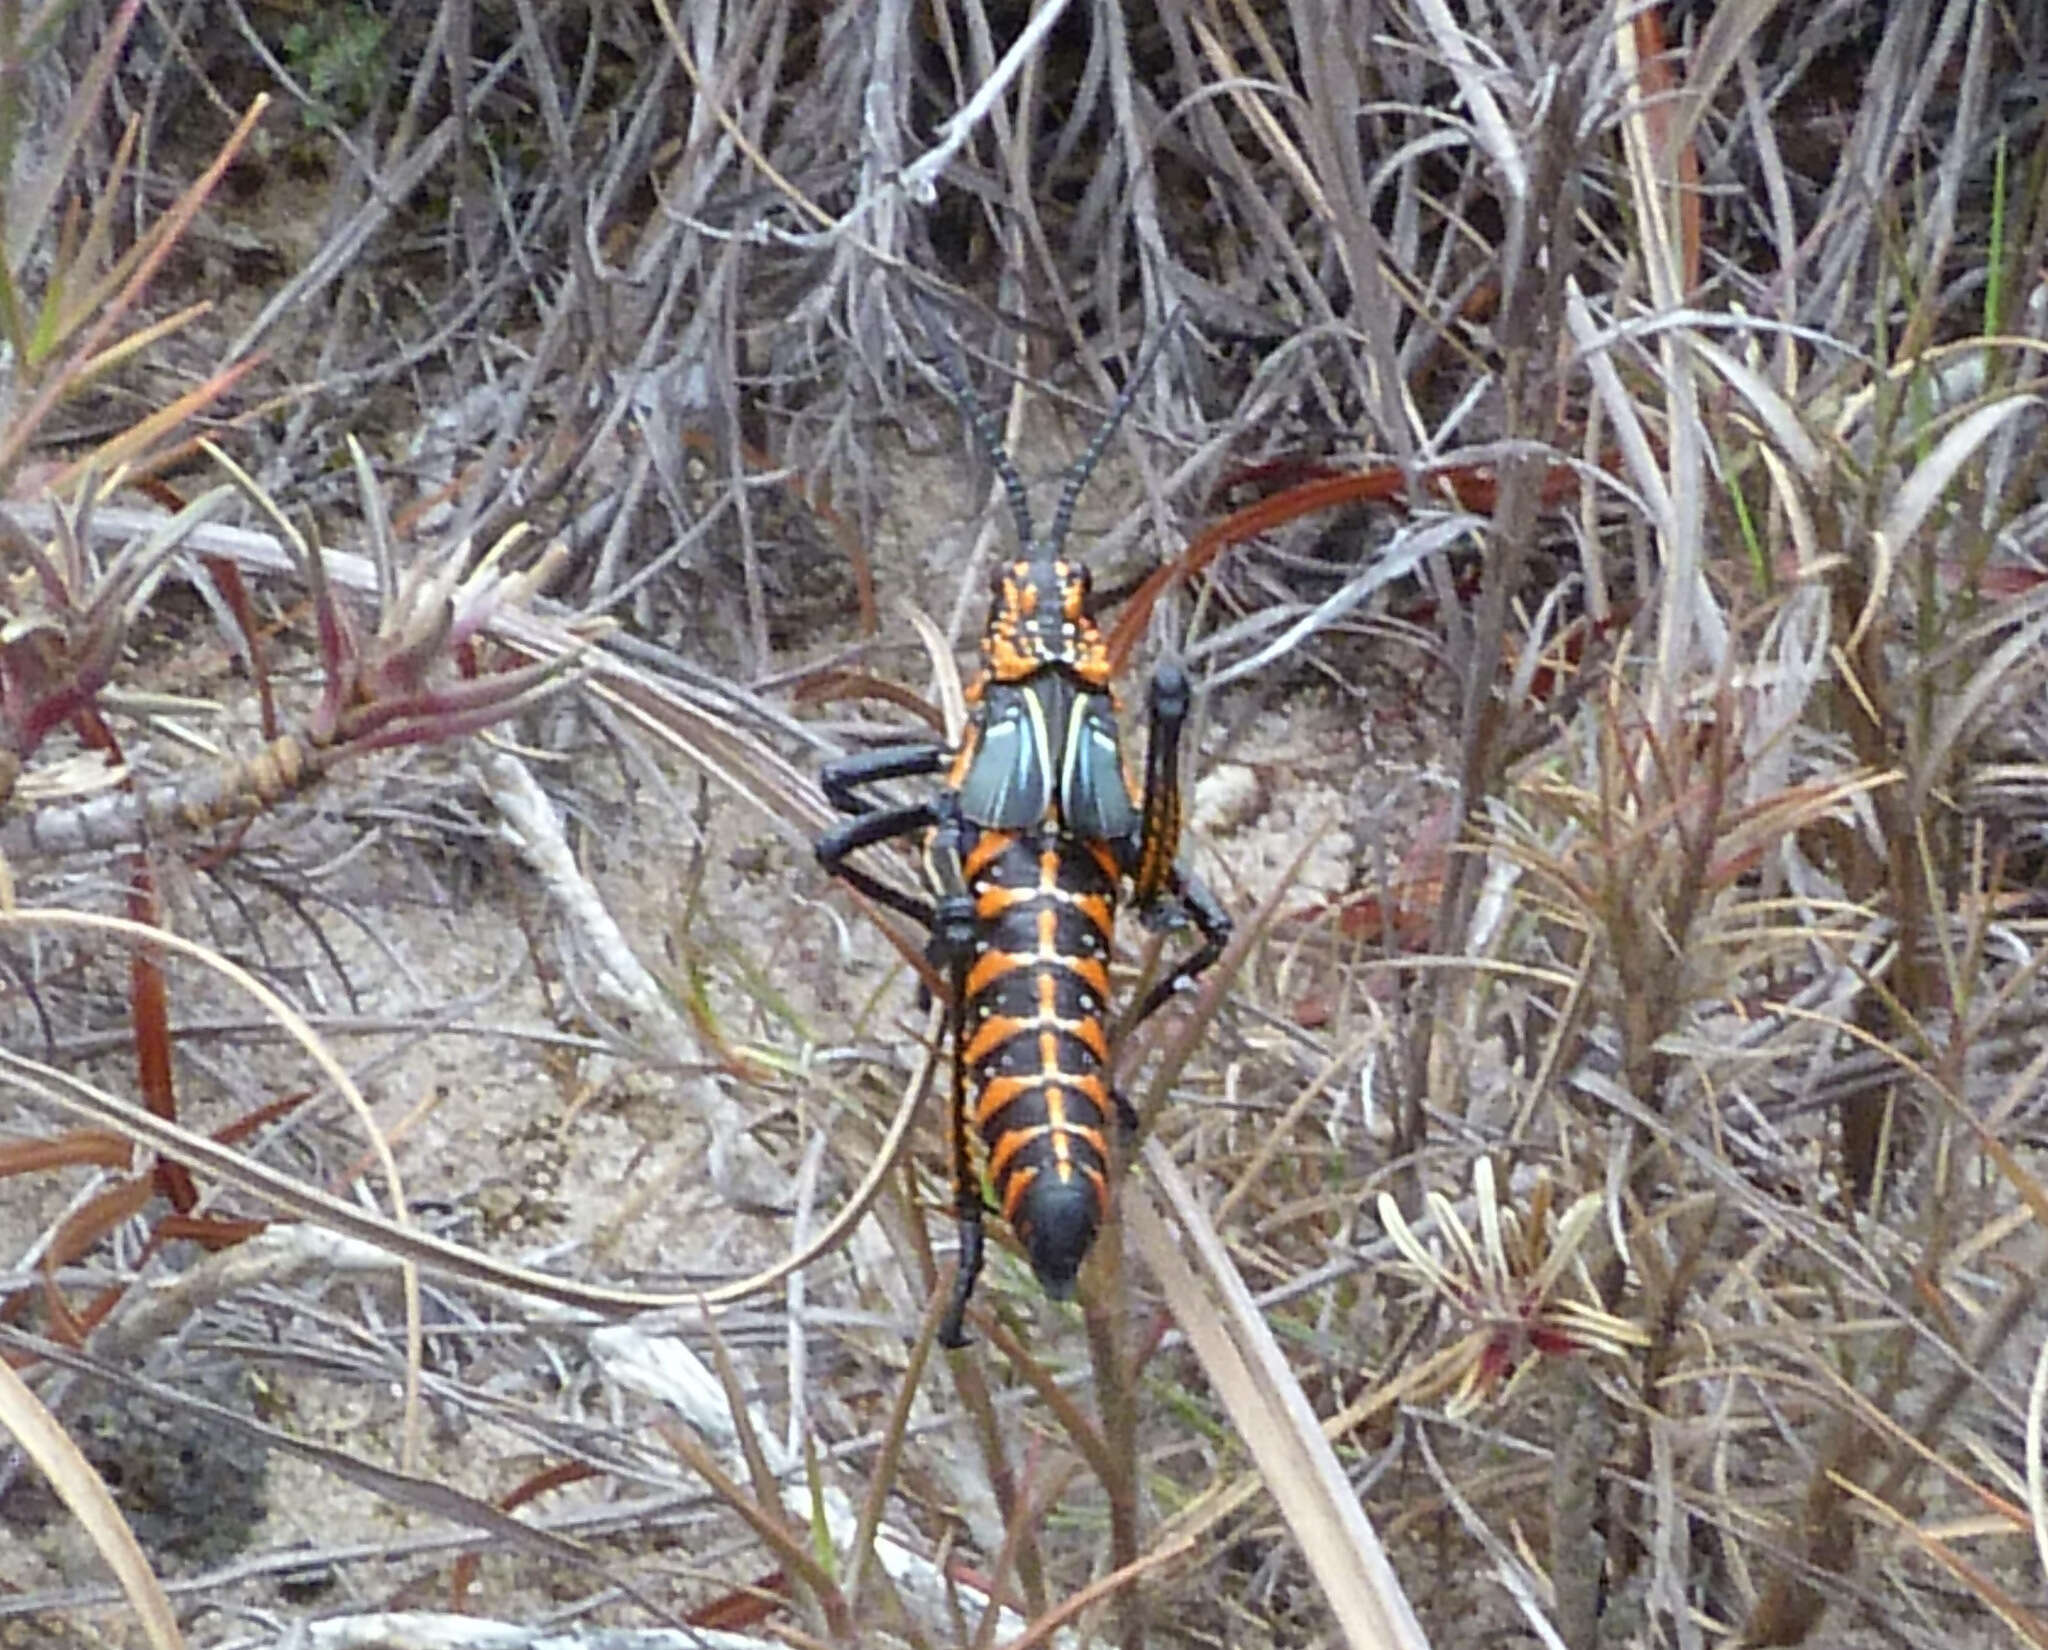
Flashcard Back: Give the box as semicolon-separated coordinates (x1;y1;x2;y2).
998;1162;1039;1218
974;1073;1035;1128
964;949;1028;999
995;985;1110;1065
964;832;1013;881
1044;1083;1071;1170
987;1122;1108;1189
987;1111;1108;1176
975;884;1035;920
1050;889;1115;937
1069;956;1113;1001
964;1013;1031;1066
987;1120;1048;1185
1069;1015;1110;1064
1061;1071;1113;1113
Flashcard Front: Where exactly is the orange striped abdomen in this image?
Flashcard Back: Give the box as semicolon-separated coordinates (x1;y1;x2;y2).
959;826;1120;1296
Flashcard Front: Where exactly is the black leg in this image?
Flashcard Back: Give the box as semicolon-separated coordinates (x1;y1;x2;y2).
925;795;984;1350
821;742;949;816
1127;864;1232;1031
817;802;940;929
1111;1087;1140;1141
1118;655;1230;1027
939;983;983;1351
818;744;994;1345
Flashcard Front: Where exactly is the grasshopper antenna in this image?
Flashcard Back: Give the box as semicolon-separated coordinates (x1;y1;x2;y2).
1045;305;1186;556
912;295;1036;554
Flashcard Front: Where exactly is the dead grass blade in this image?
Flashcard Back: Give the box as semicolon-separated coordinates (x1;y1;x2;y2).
1911;604;2048;816
1412;1423;1569;1650
1410;0;1524;202
655;1421;850;1637
0;1;142;298
0;93;269;481
1606;26;1721;704
0;1355;183;1650
1830;1473;2048;1648
2031;1326;2048;1601
45;350;267;492
1203;511;1485;690
1129;1146;1431;1650
1563;279;1675;539
1688;332;1828;480
1617;0;1701;300
845;1282;951;1616
595;1324;1039;1644
1665;0;1791;161
5;1321;640;1603
1875;394;2044;579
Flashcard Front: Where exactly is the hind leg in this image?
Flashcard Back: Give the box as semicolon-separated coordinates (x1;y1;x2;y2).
923;795;986;1351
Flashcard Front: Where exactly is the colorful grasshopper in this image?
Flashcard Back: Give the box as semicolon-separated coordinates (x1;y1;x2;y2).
818;325;1229;1347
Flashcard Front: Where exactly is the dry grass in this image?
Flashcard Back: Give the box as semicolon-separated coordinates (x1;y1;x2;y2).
3;2;2048;1647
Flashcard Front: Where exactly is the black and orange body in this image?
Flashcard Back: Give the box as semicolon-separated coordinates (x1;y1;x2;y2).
955;825;1121;1298
816;314;1231;1347
821;567;1230;1347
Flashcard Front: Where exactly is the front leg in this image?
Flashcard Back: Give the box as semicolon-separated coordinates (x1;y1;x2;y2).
817;742;955;931
817;801;941;930
822;742;949;817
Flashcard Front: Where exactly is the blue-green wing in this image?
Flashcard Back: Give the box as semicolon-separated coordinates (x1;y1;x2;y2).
957;681;1061;828
1059;691;1139;843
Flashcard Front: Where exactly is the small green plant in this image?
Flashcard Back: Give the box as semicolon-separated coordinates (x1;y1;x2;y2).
279;3;390;131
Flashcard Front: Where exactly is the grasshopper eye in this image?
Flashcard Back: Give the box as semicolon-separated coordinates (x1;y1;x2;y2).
989;562;1011;596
